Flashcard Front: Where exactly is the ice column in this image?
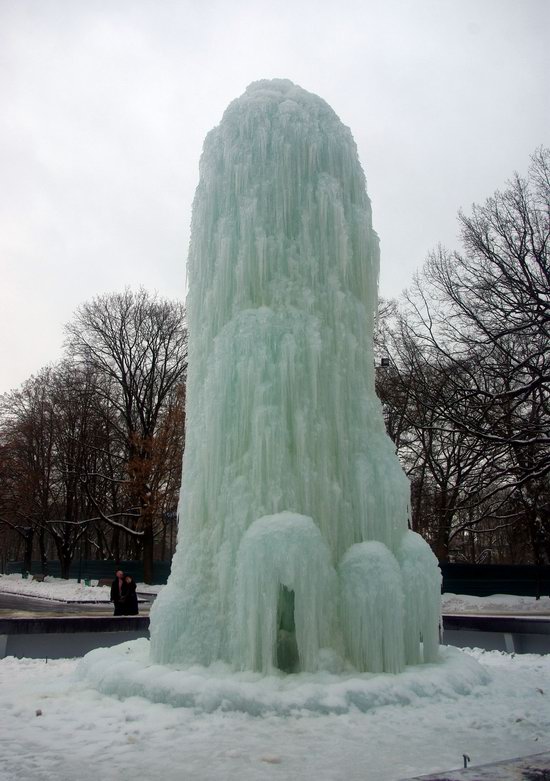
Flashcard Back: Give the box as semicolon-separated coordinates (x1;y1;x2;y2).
150;79;441;673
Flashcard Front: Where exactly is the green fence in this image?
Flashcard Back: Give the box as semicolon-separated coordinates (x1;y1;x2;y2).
5;560;172;585
439;563;549;598
4;560;549;596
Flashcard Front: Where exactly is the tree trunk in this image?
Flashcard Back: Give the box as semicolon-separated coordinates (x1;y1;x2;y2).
433;536;449;562
142;517;154;584
23;529;34;574
527;506;547;566
58;544;72;579
433;489;452;562
38;528;48;574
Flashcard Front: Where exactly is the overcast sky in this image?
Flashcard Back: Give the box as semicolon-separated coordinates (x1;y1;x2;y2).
1;0;548;394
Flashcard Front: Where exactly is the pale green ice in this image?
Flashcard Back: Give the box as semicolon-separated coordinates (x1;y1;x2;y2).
150;79;441;674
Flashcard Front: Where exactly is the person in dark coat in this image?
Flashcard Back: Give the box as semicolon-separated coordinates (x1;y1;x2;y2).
122;575;139;615
110;569;126;615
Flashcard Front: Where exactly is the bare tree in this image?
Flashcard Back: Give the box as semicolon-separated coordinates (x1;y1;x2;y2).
396;148;550;563
0;369;57;573
65;288;187;581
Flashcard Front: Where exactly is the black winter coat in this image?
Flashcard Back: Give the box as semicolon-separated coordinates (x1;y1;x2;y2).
121;580;139;615
110;577;126;616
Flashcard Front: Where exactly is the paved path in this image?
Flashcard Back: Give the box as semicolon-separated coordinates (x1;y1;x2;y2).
404;750;550;779
0;592;152;617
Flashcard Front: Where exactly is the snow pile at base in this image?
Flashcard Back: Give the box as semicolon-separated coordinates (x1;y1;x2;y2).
77;639;489;716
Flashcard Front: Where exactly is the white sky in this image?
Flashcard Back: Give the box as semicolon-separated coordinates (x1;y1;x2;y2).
1;0;548;394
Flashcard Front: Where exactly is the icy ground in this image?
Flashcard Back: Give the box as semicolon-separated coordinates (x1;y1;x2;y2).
0;573;548;613
0;648;548;781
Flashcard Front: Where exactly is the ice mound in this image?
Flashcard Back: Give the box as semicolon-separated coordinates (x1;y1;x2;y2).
340;542;405;673
235;512;338;673
398;531;442;664
77;640;489;716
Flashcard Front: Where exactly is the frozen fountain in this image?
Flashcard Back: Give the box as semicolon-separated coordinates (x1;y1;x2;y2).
150;78;440;674
78;81;486;712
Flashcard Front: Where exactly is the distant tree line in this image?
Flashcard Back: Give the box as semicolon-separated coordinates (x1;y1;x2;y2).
0;150;548;578
0;289;187;582
375;148;549;565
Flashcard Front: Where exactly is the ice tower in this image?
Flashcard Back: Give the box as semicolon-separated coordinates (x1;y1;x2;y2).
150;79;441;674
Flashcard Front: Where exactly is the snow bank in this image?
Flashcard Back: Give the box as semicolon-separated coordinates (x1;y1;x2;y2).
0;574;110;602
0;574;162;602
442;592;550;615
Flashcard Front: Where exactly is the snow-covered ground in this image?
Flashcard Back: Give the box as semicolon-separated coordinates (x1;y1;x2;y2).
1;573;548;613
0;648;548;781
1;574;549;779
441;592;550;615
0;574;162;602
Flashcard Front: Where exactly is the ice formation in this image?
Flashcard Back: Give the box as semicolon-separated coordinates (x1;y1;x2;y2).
150;78;441;673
